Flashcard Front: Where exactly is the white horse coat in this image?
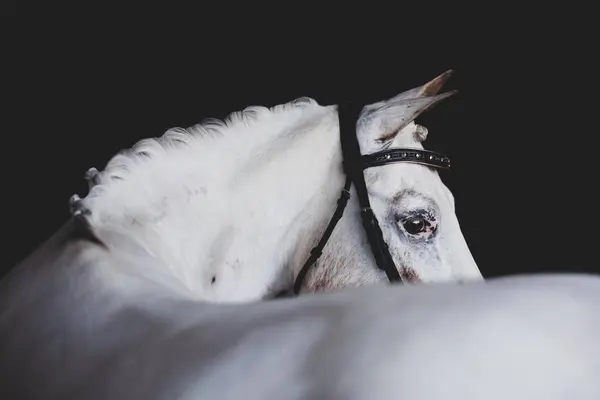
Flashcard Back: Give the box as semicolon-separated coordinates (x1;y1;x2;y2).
1;224;598;399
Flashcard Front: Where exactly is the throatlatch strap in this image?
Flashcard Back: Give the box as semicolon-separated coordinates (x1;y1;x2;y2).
292;177;352;294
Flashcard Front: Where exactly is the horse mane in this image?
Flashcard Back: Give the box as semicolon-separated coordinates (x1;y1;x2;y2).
75;96;321;216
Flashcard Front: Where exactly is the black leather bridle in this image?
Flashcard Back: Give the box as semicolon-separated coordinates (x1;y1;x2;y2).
291;102;451;295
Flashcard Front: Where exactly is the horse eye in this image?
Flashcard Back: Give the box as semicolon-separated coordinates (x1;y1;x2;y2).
402;217;427;235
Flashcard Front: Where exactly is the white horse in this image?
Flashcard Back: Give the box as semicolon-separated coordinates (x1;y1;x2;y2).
55;70;481;303
2;71;598;399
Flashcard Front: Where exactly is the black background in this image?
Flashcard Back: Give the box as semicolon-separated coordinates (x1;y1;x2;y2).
0;0;15;16
5;24;598;280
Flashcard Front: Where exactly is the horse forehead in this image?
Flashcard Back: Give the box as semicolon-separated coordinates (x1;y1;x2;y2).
370;162;445;198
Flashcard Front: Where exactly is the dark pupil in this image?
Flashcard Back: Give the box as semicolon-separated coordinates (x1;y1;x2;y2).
403;218;426;235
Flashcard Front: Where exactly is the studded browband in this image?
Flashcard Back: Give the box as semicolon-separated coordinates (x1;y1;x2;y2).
362;148;451;170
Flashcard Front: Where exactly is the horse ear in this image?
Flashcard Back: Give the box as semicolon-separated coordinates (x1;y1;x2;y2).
356;70;457;152
388;69;454;102
357;90;456;152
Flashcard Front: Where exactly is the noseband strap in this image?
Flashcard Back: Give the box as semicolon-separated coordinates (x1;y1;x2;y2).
291;102;452;296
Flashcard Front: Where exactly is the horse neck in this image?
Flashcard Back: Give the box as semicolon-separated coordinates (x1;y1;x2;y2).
81;100;346;302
